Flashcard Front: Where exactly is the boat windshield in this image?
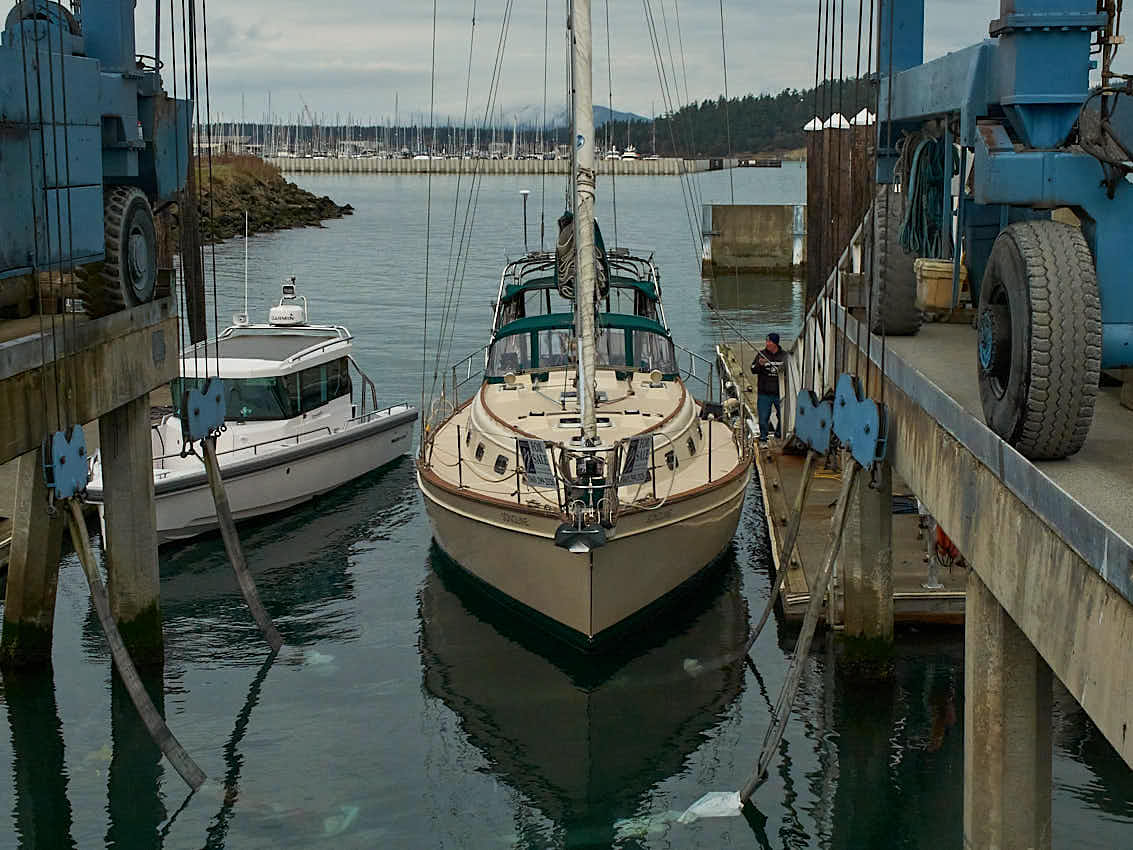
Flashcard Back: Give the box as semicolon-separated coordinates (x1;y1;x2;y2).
486;327;676;377
172;357;352;421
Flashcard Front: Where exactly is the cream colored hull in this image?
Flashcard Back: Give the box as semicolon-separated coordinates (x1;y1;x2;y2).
417;462;751;641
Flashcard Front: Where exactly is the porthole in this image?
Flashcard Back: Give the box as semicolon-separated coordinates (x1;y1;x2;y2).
665;450;678;471
465;429;472;446
494;455;509;475
687;437;697;456
475;443;485;461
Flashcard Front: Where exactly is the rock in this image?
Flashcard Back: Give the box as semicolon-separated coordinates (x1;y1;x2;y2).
167;155;353;244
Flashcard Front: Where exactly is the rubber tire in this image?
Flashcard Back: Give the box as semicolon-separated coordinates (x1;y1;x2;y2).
79;185;158;318
976;221;1101;460
870;185;921;335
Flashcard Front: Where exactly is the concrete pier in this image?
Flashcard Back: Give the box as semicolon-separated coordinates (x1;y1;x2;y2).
0;447;66;667
842;458;894;643
769;204;1133;840
964;571;1052;850
701;204;806;274
99;396;163;665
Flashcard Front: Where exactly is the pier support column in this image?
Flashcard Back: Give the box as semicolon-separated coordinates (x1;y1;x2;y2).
842;459;894;642
964;572;1052;850
0;446;65;668
99;396;163;667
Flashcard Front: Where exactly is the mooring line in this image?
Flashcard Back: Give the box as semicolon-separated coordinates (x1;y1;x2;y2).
66;500;207;790
201;437;285;653
743;448;818;655
740;460;857;801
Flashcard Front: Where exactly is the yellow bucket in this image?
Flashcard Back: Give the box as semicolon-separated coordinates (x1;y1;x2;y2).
914;258;969;310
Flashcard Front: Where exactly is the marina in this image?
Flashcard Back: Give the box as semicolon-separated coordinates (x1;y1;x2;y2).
0;0;1131;847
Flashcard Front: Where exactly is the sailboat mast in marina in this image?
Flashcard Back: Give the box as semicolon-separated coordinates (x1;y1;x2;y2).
416;0;753;646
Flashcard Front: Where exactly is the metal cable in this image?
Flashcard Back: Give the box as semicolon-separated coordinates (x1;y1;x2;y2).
540;0;549;250
420;0;438;419
201;0;220;378
604;0;618;248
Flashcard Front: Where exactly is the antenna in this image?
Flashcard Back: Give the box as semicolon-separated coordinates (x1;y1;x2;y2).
243;210;249;319
520;189;531;253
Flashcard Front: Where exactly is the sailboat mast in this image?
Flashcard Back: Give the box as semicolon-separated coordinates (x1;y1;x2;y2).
571;0;599;440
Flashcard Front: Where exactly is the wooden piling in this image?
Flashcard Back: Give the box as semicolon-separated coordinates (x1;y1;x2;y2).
0;446;66;668
99;396;164;667
805;130;824;309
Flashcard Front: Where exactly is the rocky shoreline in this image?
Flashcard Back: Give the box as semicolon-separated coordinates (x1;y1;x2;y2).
188;155;353;242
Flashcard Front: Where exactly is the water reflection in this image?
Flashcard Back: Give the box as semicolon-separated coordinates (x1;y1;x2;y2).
701;272;805;340
2;669;77;849
107;670;167;846
81;459;417;662
418;549;749;847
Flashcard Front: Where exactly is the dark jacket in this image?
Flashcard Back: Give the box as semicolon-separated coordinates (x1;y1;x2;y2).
751;347;784;396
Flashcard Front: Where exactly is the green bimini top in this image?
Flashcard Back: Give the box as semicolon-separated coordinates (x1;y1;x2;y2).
501;275;658;302
494;312;669;339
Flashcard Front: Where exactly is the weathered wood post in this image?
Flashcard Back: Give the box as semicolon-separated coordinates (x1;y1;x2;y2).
99;396;164;666
0;446;66;667
841;457;895;644
805;117;823;309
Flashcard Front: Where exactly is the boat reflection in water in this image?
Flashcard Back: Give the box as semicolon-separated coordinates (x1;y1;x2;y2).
418;546;749;846
82;459;417;665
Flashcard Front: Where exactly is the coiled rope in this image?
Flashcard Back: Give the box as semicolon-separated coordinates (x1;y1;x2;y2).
898;135;957;258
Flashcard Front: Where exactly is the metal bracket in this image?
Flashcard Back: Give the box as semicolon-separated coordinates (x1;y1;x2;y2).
793;389;834;455
832;373;888;469
42;426;88;501
181;377;226;443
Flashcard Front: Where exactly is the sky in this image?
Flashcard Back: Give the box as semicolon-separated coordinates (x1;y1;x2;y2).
133;1;1090;126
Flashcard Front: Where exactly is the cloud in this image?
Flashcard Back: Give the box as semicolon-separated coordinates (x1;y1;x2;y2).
129;1;1115;124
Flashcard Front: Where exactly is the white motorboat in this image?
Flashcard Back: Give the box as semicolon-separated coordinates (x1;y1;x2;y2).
620;145;641;160
87;281;417;543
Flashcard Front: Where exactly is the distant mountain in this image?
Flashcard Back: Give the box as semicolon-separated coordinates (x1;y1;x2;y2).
506;104;648;128
593;105;649;126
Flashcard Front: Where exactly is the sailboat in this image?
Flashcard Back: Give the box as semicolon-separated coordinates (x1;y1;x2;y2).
416;0;752;646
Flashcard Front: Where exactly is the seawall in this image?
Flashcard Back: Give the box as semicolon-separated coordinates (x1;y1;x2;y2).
266;156;732;176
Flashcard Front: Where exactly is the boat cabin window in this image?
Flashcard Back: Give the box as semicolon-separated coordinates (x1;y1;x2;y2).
486;326;676;377
633;330;677;374
487;333;531;375
173;357;353;422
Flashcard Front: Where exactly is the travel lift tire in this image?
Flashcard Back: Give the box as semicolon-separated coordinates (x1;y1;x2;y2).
870;184;922;336
977;220;1101;460
78;185;158;318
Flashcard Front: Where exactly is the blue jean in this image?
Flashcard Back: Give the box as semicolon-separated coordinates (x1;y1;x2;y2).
757;393;781;442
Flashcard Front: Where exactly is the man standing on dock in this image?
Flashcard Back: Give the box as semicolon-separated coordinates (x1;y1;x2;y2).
751;333;784;446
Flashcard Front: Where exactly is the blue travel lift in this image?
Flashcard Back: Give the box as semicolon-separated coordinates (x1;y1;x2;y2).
4;1;281;790
0;0;190;315
871;0;1131;461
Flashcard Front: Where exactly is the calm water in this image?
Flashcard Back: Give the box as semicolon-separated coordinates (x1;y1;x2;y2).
2;166;1131;848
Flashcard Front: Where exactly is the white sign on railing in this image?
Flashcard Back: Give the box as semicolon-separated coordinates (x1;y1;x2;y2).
518;439;557;488
620;436;653;485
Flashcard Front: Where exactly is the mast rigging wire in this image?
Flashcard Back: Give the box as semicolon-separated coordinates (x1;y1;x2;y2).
604;0;617;248
420;0;438;419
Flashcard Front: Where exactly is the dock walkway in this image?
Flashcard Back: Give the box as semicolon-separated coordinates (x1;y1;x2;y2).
719;342;965;625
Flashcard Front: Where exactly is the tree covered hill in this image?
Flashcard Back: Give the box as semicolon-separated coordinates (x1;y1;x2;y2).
606;78;875;157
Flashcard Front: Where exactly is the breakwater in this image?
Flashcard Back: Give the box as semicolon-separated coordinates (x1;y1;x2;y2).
266;156;734;176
